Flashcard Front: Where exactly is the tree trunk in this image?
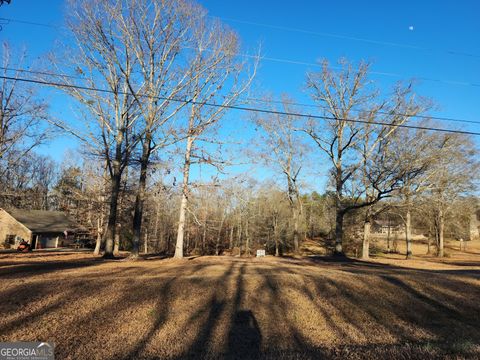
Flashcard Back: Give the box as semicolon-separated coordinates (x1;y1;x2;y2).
103;125;126;259
94;217;102;255
245;218;250;256
194;223;200;252
361;220;371;259
229;226;234;250
131;133;152;258
153;200;161;240
144;232;148;254
103;164;122;258
166;233;171;254
386;220;391;253
437;208;444;257
42;190;48;211
174;135;194;259
114;231;120;255
202;221;207;255
334;209;344;255
215;214;225;255
292;206;299;253
334;133;345;256
273;217;279;257
237;219;242;254
185;211;190;254
158;227;164;253
405;208;412;259
308;206;314;239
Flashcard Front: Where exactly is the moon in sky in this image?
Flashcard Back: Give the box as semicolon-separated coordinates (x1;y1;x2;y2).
409;26;414;31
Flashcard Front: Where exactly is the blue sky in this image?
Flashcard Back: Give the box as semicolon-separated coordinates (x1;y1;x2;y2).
1;0;479;190
202;0;480;121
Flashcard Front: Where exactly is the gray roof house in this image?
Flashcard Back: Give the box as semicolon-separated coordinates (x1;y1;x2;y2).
0;208;81;249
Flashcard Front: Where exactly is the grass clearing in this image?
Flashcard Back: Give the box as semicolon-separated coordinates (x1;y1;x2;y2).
1;250;480;359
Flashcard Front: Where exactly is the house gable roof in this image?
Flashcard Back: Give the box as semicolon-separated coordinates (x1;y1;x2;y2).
6;209;79;233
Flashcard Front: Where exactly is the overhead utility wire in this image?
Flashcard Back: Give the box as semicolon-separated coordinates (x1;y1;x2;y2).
1;74;479;137
213;16;480;60
1;17;479;88
5;14;480;60
1;67;85;80
0;17;57;28
2;66;479;126
243;96;480;126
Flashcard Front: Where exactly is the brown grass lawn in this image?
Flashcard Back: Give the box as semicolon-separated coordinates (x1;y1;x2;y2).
1;243;480;359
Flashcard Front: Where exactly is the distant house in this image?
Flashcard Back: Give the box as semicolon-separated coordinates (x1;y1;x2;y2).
371;220;402;235
0;208;82;249
470;208;480;240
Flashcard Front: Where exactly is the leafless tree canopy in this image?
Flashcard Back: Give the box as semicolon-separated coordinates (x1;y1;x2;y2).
1;1;478;262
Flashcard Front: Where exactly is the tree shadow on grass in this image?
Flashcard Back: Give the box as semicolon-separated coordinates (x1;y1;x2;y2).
252;260;480;358
0;258;105;278
0;278;114;339
380;275;479;329
175;262;237;359
225;310;262;360
119;262;235;360
4;256;480;359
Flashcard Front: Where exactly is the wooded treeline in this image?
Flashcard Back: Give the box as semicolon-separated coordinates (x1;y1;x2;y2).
1;0;478;259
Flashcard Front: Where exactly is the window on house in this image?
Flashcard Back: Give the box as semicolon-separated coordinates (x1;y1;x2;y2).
4;235;16;248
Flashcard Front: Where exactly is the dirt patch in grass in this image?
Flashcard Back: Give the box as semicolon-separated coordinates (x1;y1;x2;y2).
1;251;480;359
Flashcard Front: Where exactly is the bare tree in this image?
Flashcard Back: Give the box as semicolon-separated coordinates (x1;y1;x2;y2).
115;0;199;258
304;59;396;255
252;95;305;253
304;59;437;257
426;133;478;256
1;153;55;210
53;0;142;258
0;43;49;181
173;17;258;259
356;84;430;259
31;155;56;210
390;126;440;259
304;60;374;255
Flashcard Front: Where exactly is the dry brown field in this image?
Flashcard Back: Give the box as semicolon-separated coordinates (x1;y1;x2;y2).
1;239;480;359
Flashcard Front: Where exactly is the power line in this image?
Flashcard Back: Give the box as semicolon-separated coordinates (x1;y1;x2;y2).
3;66;479;126
2;74;479;137
213;16;480;60
1;67;85;80
5;14;479;61
242;97;480;126
0;17;58;28
1;16;480;89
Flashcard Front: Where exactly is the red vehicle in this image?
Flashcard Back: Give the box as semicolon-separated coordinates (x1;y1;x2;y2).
17;240;32;253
